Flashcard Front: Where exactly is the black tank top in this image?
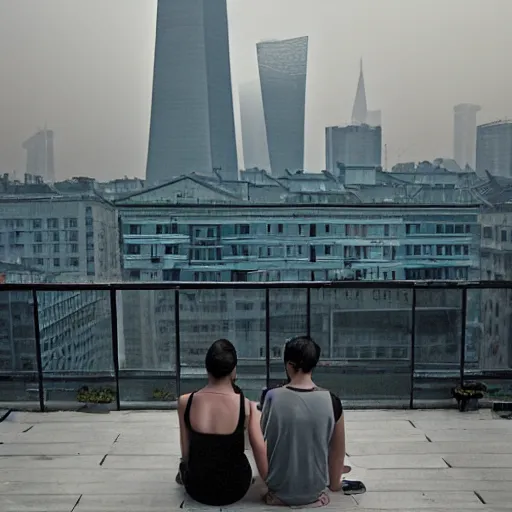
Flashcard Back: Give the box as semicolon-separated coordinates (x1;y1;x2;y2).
183;391;252;506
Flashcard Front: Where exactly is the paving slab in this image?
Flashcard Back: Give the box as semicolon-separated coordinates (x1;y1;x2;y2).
350;454;448;469
0;442;113;456
0;494;80;512
109;442;181;455
0;454;104;469
101;454;181;469
353;491;485;509
477;491;512;506
444;454;512;468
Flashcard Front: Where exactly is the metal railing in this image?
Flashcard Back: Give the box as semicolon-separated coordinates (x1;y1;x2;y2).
1;280;512;411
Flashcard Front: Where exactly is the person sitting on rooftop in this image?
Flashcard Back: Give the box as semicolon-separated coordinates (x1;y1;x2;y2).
260;335;348;507
177;339;267;507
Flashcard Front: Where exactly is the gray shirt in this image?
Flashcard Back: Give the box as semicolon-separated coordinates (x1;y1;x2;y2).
260;386;340;506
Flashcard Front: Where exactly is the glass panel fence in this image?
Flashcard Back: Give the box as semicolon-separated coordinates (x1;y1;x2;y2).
178;288;266;401
311;287;412;406
0;290;38;405
118;289;177;408
413;289;462;406
38;290;115;411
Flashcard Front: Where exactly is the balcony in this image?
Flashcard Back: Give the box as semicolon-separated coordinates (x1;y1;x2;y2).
0;281;511;411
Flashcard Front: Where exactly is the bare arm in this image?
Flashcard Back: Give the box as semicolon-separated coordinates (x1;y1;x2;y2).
328;413;346;492
247;400;268;480
178;394;191;460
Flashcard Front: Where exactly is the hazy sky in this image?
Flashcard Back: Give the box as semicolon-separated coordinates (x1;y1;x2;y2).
1;0;512;180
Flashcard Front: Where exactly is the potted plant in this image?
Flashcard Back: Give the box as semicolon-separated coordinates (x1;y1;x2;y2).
77;386;115;413
451;381;487;412
152;388;176;401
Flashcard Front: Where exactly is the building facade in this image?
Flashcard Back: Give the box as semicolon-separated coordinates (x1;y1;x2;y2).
326;124;382;173
146;0;238;184
454;104;480;170
22;129;55;183
239;81;271;171
257;36;308;175
476;120;512;178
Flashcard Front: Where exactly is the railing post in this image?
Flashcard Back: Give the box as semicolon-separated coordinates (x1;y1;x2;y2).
306;287;311;337
174;289;181;398
109;289;121;411
265;288;270;389
31;290;45;413
409;288;417;410
460;287;467;387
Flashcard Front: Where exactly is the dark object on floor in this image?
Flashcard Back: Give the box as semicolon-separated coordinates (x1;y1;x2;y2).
492;401;512;419
452;382;486;412
342;480;366;495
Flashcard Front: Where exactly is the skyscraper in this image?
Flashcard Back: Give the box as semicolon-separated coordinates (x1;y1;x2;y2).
22;129;55;183
454;104;481;170
351;59;368;125
476;120;512;178
239;81;271;171
257;36;308;175
146;0;239;185
326;124;382;173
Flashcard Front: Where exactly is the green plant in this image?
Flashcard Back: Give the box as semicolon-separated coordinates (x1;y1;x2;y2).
152;388;176;401
77;386;115;404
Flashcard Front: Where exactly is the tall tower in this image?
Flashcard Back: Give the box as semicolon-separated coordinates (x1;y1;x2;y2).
476;120;512;178
22;129;55;183
351;59;368;125
239;81;271;171
146;0;239;185
454;104;481;170
257;36;308;175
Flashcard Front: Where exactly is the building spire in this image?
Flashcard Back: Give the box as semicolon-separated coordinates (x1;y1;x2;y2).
351;58;367;125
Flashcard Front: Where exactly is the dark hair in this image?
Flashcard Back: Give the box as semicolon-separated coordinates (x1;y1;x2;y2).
205;339;237;379
283;335;321;374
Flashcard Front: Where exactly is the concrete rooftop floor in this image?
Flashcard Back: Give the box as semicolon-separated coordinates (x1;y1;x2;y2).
1;409;512;511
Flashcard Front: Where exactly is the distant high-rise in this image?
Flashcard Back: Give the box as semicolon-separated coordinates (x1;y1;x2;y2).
239;81;270;171
146;0;238;185
326;124;382;173
454;104;481;170
22;129;54;183
476;120;512;178
351;59;368;125
257;36;308;175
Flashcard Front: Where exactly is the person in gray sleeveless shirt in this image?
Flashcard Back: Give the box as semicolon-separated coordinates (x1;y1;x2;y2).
260;336;348;507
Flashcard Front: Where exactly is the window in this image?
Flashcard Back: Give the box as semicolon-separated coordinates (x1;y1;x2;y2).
34;232;42;243
32;219;41;229
436;245;443;256
71;244;79;253
278;224;283;234
298;224;305;235
52;232;60;242
406;245;412;256
68;231;78;242
129;224;141;235
165;245;179;255
32;245;42;254
53;244;60;254
483;227;493;239
454;224;464;234
127;244;141;255
53;258;60;267
15;219;24;228
325;245;332;255
436;224;444;234
454;245;462;255
236;224;249;235
384;224;390;237
64;218;78;228
445;245;453;256
47;218;58;229
68;258;79;267
298;246;303;256
325;224;331;234
445;224;454;234
414;245;421;256
501;230;507;242
463;245;469;255
36;258;44;266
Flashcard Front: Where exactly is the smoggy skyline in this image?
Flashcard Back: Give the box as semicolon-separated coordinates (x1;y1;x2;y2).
0;0;511;180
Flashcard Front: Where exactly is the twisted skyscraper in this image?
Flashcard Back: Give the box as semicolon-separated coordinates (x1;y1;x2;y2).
146;0;238;184
257;36;308;175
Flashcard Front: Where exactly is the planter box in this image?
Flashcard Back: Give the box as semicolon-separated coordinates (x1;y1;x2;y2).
492;401;512;419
